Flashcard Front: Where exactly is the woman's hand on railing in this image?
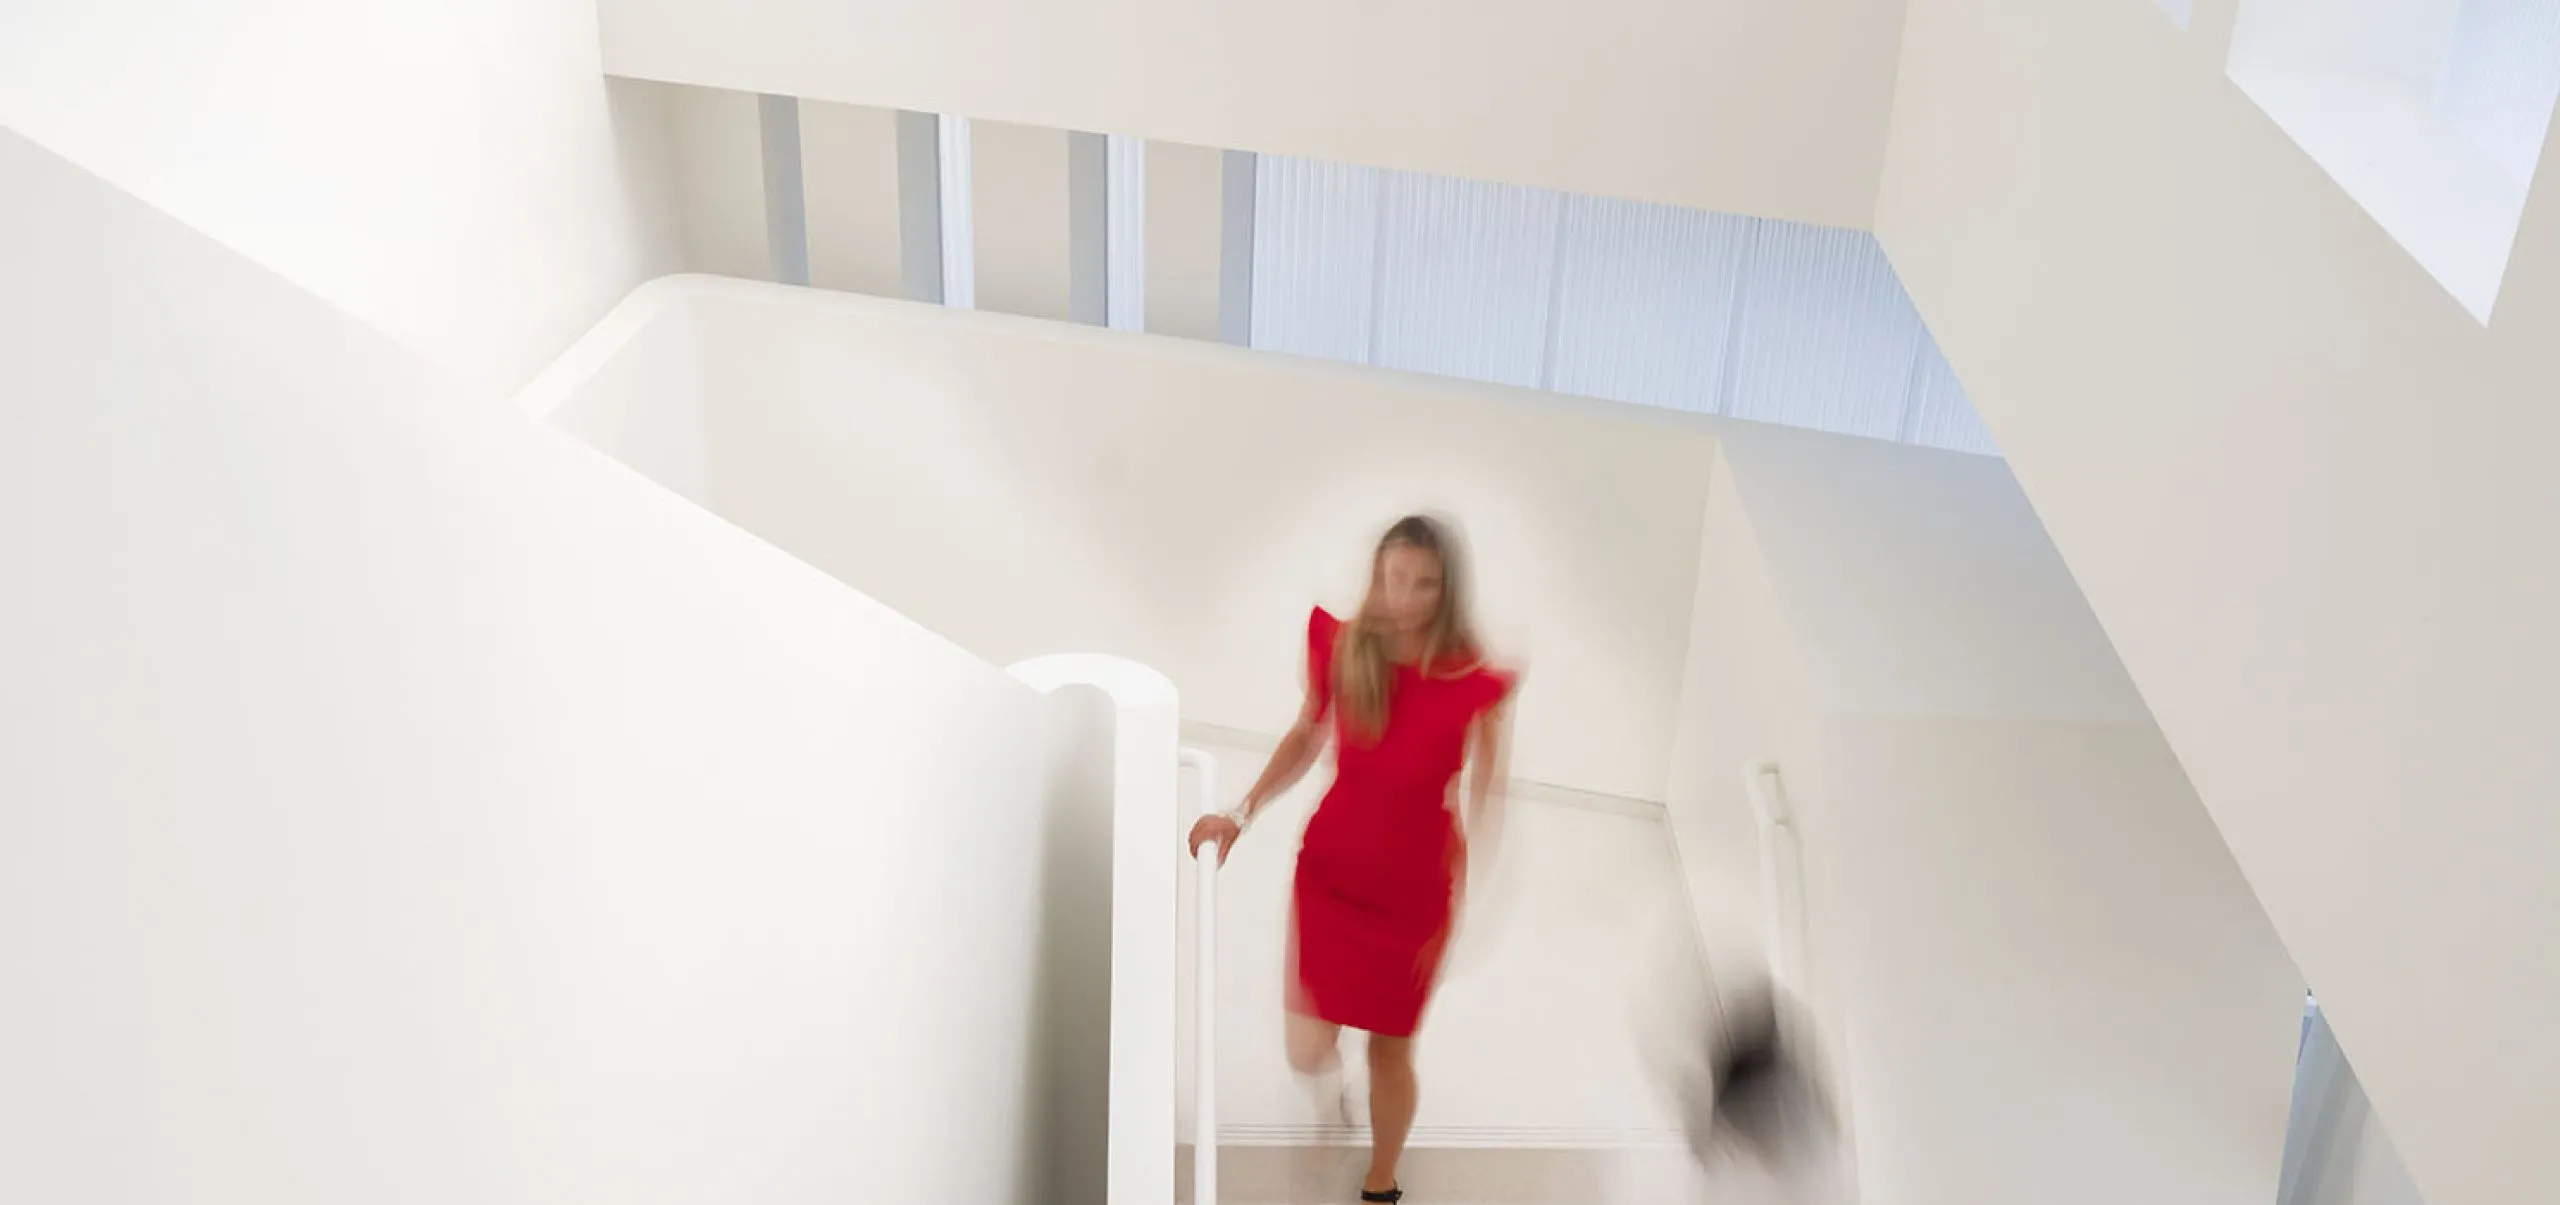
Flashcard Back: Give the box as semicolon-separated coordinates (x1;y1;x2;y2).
1187;813;1242;865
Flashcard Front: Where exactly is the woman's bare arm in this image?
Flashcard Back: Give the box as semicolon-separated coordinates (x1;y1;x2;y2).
1238;687;1328;823
1463;702;1513;831
1188;662;1332;862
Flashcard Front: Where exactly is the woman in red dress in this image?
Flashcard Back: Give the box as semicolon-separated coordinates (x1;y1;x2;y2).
1188;515;1516;1203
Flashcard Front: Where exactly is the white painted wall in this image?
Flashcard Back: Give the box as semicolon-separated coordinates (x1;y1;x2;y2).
1661;448;1871;1197
1724;431;2145;726
1146;139;1228;341
974;119;1076;321
1663;452;1824;1001
530;276;1721;804
657;82;776;280
1878;4;2560;1202
0;130;1058;1205
536;289;716;504
1670;427;2307;1205
801;99;906;298
1806;715;2299;1205
0;0;684;395
594;0;1908;228
647;84;909;296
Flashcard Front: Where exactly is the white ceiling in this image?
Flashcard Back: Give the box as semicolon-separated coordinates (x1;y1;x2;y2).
598;0;1910;229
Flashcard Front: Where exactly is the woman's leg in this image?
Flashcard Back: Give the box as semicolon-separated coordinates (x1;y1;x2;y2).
1286;1010;1344;1077
1280;1012;1353;1205
1287;1009;1353;1126
1363;1033;1418;1194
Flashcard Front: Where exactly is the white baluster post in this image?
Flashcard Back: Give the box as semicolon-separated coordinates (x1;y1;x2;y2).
1180;747;1221;1205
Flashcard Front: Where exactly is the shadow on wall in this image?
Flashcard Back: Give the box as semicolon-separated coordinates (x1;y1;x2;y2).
1021;683;1117;1205
1009;654;1183;1205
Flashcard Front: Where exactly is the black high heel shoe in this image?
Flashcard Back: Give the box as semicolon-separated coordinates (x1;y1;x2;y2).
1360;1187;1402;1202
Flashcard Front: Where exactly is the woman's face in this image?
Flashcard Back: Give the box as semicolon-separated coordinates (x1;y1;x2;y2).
1378;543;1445;635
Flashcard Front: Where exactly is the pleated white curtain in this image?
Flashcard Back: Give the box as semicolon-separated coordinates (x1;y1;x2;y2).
1248;154;2000;456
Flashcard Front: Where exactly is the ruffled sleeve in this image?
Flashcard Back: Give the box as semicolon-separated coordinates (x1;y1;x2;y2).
1307;606;1341;719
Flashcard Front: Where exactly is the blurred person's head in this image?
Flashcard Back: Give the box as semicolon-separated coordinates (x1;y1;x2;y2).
1337;514;1479;740
1369;513;1468;639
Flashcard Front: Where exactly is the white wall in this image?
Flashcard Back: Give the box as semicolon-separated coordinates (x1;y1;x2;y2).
801;99;906;298
531;276;1721;804
1877;4;2560;1202
1677;427;2306;1205
1807;715;2299;1205
594;0;1907;228
1725;430;2146;727
658;81;777;280
1145;139;1228;341
1662;452;1825;1000
0;0;684;394
644;85;911;299
648;83;914;295
0;130;1058;1205
974;119;1075;321
642;91;1234;334
538;289;716;503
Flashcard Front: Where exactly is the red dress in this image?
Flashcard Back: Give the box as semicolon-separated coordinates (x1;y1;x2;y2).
1290;606;1515;1037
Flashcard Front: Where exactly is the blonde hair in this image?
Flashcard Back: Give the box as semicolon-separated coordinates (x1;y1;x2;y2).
1336;514;1481;743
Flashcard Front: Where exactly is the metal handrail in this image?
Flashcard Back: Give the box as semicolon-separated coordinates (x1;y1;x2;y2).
1179;747;1221;1205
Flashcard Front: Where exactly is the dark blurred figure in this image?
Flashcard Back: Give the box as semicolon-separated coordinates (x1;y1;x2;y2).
1675;975;1839;1177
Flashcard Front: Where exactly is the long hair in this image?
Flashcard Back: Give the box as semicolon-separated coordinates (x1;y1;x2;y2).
1335;514;1481;743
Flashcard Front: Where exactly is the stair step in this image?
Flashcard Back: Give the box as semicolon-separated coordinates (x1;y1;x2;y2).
1174;1143;1809;1204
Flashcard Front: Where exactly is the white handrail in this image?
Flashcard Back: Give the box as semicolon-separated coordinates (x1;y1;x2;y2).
1179;746;1220;1205
1742;760;1797;991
